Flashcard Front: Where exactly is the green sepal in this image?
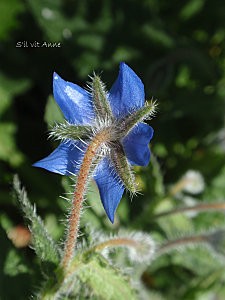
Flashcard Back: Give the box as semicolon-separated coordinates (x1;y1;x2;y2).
118;100;157;137
111;146;137;193
91;74;113;122
49;122;92;142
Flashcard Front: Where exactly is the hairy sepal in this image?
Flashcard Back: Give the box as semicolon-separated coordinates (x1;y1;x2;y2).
118;100;157;137
89;74;113;124
111;146;137;194
49;122;92;142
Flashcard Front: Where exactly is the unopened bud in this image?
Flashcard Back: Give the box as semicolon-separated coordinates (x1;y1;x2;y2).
7;225;31;248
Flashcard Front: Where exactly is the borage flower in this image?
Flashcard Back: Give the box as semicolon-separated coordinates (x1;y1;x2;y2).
34;63;156;223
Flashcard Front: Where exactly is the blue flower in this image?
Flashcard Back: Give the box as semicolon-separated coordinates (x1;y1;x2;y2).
33;63;154;223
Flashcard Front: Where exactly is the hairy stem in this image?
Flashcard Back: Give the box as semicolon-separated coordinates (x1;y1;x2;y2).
62;129;110;269
154;202;225;219
158;234;207;255
93;238;138;252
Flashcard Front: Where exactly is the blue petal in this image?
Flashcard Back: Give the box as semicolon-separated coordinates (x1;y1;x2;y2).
94;158;125;223
33;142;86;175
53;72;94;125
122;123;154;166
108;62;145;118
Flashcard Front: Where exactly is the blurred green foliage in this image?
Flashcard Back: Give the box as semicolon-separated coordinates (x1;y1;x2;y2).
0;0;225;299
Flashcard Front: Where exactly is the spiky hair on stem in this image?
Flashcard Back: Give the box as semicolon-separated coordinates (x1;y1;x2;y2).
86;230;156;264
155;227;225;263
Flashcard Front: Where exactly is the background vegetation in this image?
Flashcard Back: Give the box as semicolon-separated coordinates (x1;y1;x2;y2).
1;0;225;299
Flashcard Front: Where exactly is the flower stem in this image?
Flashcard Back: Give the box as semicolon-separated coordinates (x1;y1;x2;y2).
157;234;207;255
154;202;225;219
93;238;138;252
61;129;110;269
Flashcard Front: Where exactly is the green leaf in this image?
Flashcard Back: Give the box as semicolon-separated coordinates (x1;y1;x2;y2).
37;253;137;300
28;0;84;41
44;95;64;127
13;175;61;266
180;0;205;20
206;165;225;199
112;46;139;63
61;252;136;300
171;247;223;276
0;0;24;40
0;226;32;300
4;249;29;276
0;73;31;117
77;255;138;300
142;24;175;48
0;123;24;166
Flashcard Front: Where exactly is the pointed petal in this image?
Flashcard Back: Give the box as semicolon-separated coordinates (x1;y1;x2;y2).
94;158;124;223
33;142;86;175
122;123;154;166
53;72;94;124
108;62;145;118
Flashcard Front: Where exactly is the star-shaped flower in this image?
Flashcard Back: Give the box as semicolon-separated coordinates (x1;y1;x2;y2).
33;62;155;223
